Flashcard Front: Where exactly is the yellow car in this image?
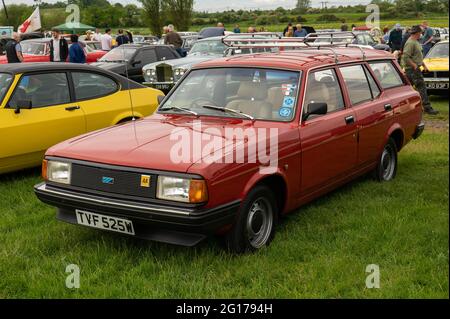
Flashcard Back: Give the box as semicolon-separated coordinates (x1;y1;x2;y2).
0;63;163;174
422;40;449;95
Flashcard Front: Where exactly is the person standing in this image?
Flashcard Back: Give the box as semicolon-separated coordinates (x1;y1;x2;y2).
401;25;438;115
101;29;113;51
49;29;69;62
5;32;24;63
116;29;129;47
69;34;86;64
233;24;241;34
126;30;134;44
285;26;294;37
283;23;297;36
420;21;434;56
93;28;102;41
389;23;403;52
294;24;308;37
164;25;183;56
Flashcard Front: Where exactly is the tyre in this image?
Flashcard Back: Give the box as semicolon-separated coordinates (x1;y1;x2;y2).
373;137;398;182
225;185;278;254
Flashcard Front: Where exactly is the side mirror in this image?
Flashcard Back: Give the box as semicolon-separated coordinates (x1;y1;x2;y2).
13;100;32;114
131;60;141;67
303;102;327;121
157;95;165;105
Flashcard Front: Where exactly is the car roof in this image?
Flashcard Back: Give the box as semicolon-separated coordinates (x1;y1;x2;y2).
194;48;394;71
0;62;113;75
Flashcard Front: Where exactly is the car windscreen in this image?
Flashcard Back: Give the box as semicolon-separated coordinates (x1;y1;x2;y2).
0;73;13;104
21;42;46;55
427;43;449;58
99;47;136;62
188;40;227;56
160;68;301;122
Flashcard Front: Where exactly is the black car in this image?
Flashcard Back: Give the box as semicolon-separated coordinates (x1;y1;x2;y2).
91;44;181;83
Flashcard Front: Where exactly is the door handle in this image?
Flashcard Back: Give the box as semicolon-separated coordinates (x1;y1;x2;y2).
384;104;393;111
65;106;80;111
345;115;355;125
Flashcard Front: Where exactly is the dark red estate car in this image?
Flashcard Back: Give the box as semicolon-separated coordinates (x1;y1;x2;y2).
35;48;424;253
0;39;106;64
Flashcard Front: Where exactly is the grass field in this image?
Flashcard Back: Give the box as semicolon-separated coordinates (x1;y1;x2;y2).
0;97;448;299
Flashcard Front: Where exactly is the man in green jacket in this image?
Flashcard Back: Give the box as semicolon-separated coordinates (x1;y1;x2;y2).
401;25;438;115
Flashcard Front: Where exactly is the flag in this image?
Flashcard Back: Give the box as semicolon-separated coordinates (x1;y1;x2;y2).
18;7;42;34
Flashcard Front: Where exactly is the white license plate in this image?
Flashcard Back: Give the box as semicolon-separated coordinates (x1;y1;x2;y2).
155;84;171;90
426;82;449;89
76;210;135;235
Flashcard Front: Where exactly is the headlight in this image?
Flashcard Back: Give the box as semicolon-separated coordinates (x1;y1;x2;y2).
157;176;208;203
44;160;71;185
144;68;156;82
173;67;187;81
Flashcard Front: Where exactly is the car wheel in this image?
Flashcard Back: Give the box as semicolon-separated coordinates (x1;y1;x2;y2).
225;185;278;254
374;138;398;182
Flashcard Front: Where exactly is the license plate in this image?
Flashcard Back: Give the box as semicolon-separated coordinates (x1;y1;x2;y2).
426;82;449;89
154;84;171;90
76;210;135;235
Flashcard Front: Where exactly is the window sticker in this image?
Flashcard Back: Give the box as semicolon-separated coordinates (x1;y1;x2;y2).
281;84;296;96
282;96;296;108
279;107;292;118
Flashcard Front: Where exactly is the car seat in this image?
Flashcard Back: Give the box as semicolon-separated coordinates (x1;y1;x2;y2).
226;81;272;119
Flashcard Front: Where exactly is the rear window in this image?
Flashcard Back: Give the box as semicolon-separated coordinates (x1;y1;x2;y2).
369;62;404;89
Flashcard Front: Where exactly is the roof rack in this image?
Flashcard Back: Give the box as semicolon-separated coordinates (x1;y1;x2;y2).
221;32;367;64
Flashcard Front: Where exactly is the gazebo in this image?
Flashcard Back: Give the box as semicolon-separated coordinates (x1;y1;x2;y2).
52;22;96;34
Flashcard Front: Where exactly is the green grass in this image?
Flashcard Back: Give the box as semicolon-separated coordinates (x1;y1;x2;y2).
0;98;448;299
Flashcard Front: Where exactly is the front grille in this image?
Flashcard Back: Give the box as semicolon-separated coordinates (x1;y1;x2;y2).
156;63;173;82
71;164;156;198
423;71;449;78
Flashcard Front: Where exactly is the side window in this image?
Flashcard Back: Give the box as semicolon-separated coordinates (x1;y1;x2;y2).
340;65;372;105
157;47;177;60
369;62;404;89
72;72;118;101
140;49;157;65
303;69;344;116
9;73;70;108
364;66;381;99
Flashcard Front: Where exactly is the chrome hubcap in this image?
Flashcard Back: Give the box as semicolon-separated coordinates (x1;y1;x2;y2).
246;198;273;248
381;146;395;180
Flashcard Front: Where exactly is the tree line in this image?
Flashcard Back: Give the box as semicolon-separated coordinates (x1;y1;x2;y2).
0;0;448;35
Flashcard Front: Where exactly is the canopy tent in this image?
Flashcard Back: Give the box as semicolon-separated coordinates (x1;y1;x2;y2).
52;22;95;34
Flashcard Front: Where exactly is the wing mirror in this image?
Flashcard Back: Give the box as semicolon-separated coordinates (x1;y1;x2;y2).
131;60;142;67
157;95;165;105
302;102;327;121
13;100;32;114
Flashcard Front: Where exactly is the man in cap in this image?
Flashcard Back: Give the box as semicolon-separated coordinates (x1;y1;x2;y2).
401;25;438;115
389;23;403;52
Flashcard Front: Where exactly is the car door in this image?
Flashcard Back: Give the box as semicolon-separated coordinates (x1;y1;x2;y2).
0;72;86;171
71;71;133;131
129;48;157;82
338;63;394;167
299;68;358;195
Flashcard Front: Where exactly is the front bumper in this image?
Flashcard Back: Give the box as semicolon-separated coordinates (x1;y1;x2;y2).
413;122;425;140
34;182;240;246
423;77;449;90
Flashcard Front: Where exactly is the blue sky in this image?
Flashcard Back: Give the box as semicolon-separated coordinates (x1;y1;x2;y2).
13;0;372;12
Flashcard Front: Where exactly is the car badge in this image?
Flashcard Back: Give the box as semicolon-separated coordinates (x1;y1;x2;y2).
141;175;151;188
102;177;115;185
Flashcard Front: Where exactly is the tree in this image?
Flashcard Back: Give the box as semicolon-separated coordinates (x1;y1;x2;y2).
296;0;311;14
165;0;194;31
139;0;165;36
395;0;427;17
0;4;33;29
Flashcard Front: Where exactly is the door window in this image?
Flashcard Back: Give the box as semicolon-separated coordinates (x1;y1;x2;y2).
137;48;157;65
303;69;344;116
72;72;119;101
157;47;177;60
364;66;381;99
340;65;372;105
369;62;404;89
9;73;70;108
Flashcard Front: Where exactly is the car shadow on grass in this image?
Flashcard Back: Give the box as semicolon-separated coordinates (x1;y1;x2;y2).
0;167;41;183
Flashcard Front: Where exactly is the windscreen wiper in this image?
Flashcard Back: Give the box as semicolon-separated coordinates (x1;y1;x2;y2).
160;106;199;116
201;105;255;121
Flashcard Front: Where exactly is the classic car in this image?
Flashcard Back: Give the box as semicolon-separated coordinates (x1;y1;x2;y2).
314;31;390;51
0;63;163;174
0;38;107;64
422;40;449;95
157;34;199;56
35;47;424;253
142;35;271;92
92;44;181;83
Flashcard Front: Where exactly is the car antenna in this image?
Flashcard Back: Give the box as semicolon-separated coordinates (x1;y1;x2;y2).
122;44;136;121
